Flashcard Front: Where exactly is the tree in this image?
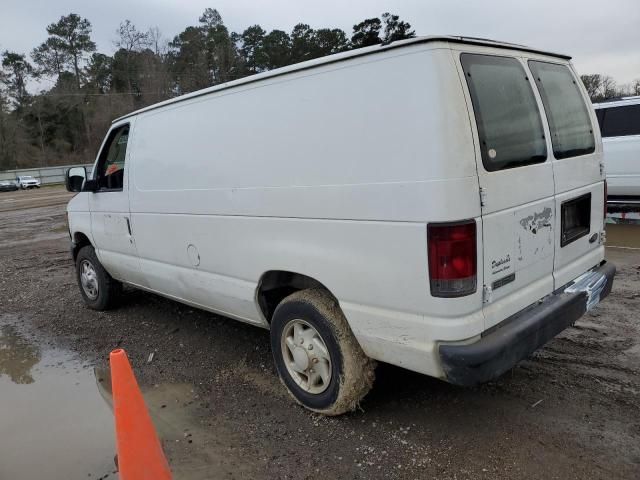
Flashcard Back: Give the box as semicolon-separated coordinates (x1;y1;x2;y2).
169;26;210;93
381;13;415;43
309;28;348;58
240;25;267;73
33;14;96;90
290;23;315;63
580;74;602;101
262;30;291;69
199;8;223;29
85;53;112;93
115;20;152;93
31;38;70;78
580;73;630;102
199;9;238;84
600;75;617;100
115;19;151;53
1;51;33;110
147;26;167;56
350;18;382;49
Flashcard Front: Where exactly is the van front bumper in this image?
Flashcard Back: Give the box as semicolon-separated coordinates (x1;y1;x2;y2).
439;261;615;387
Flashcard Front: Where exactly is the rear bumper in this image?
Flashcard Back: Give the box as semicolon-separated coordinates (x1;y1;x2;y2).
439;261;615;386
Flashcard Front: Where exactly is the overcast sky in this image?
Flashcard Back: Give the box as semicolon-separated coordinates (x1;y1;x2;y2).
2;0;639;85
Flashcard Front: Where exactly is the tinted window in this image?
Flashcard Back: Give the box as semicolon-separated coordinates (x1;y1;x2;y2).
599;105;640;137
595;108;605;132
96;125;129;190
528;61;595;159
461;54;547;172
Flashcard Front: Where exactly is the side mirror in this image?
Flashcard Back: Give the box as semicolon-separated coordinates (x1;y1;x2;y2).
65;167;86;192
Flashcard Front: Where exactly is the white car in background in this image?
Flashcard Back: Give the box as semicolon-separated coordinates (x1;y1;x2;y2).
15;175;41;189
593;96;640;202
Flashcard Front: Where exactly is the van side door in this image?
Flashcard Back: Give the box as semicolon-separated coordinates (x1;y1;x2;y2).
88;120;146;286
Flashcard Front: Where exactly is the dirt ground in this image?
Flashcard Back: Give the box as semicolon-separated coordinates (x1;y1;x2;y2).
1;186;639;479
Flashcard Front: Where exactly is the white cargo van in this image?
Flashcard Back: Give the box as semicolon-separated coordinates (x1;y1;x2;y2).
593;96;640;202
65;36;615;415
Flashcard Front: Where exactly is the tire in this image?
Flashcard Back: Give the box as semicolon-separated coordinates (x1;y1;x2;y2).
270;288;376;415
75;245;122;310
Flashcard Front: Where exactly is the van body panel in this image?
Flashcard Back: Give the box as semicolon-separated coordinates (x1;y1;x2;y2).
130;47;477;221
129;214;483;322
67;194;92;246
127;45;486;355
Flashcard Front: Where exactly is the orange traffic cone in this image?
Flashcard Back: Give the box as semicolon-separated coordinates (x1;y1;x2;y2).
110;348;172;480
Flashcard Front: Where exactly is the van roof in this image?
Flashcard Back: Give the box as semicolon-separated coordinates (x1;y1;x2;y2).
114;35;571;123
593;95;640;109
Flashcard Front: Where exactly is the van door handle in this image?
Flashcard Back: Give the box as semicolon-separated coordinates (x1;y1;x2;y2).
588;232;598;243
125;217;132;236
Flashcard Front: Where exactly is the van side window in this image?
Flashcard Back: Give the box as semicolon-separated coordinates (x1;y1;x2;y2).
461;54;547;172
598;105;640;138
528;61;595;159
95;125;129;191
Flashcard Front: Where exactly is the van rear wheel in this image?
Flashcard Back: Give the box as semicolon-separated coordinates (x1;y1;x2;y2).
270;289;375;415
75;245;121;310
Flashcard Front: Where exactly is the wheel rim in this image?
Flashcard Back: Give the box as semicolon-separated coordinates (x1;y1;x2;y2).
281;319;332;394
80;259;99;300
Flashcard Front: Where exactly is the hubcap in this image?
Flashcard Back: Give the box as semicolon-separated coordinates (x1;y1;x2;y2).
80;260;99;300
281;319;332;394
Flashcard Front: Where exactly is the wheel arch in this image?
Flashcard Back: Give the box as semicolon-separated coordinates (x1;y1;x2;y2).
71;231;93;261
255;270;338;324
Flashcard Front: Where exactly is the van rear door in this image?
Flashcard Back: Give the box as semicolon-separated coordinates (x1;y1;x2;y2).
458;52;557;330
527;60;604;288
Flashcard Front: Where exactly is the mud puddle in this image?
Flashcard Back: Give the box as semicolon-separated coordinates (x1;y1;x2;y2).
95;370;260;480
0;315;261;479
606;222;640;248
0;319;116;479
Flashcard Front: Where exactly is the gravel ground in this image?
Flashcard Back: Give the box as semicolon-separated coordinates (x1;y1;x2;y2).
1;187;639;479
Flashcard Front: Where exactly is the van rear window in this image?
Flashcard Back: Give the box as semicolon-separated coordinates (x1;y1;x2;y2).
528;61;595;159
461;54;547;172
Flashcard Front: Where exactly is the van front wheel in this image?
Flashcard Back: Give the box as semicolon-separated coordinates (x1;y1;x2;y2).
270;289;375;415
75;245;121;310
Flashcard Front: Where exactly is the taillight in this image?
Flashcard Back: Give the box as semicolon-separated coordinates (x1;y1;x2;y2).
603;180;607;220
428;221;477;297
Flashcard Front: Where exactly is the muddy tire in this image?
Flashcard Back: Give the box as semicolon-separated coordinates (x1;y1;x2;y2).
270;288;376;415
75;245;122;310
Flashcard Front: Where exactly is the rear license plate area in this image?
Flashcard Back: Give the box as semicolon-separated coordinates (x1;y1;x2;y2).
561;193;591;247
